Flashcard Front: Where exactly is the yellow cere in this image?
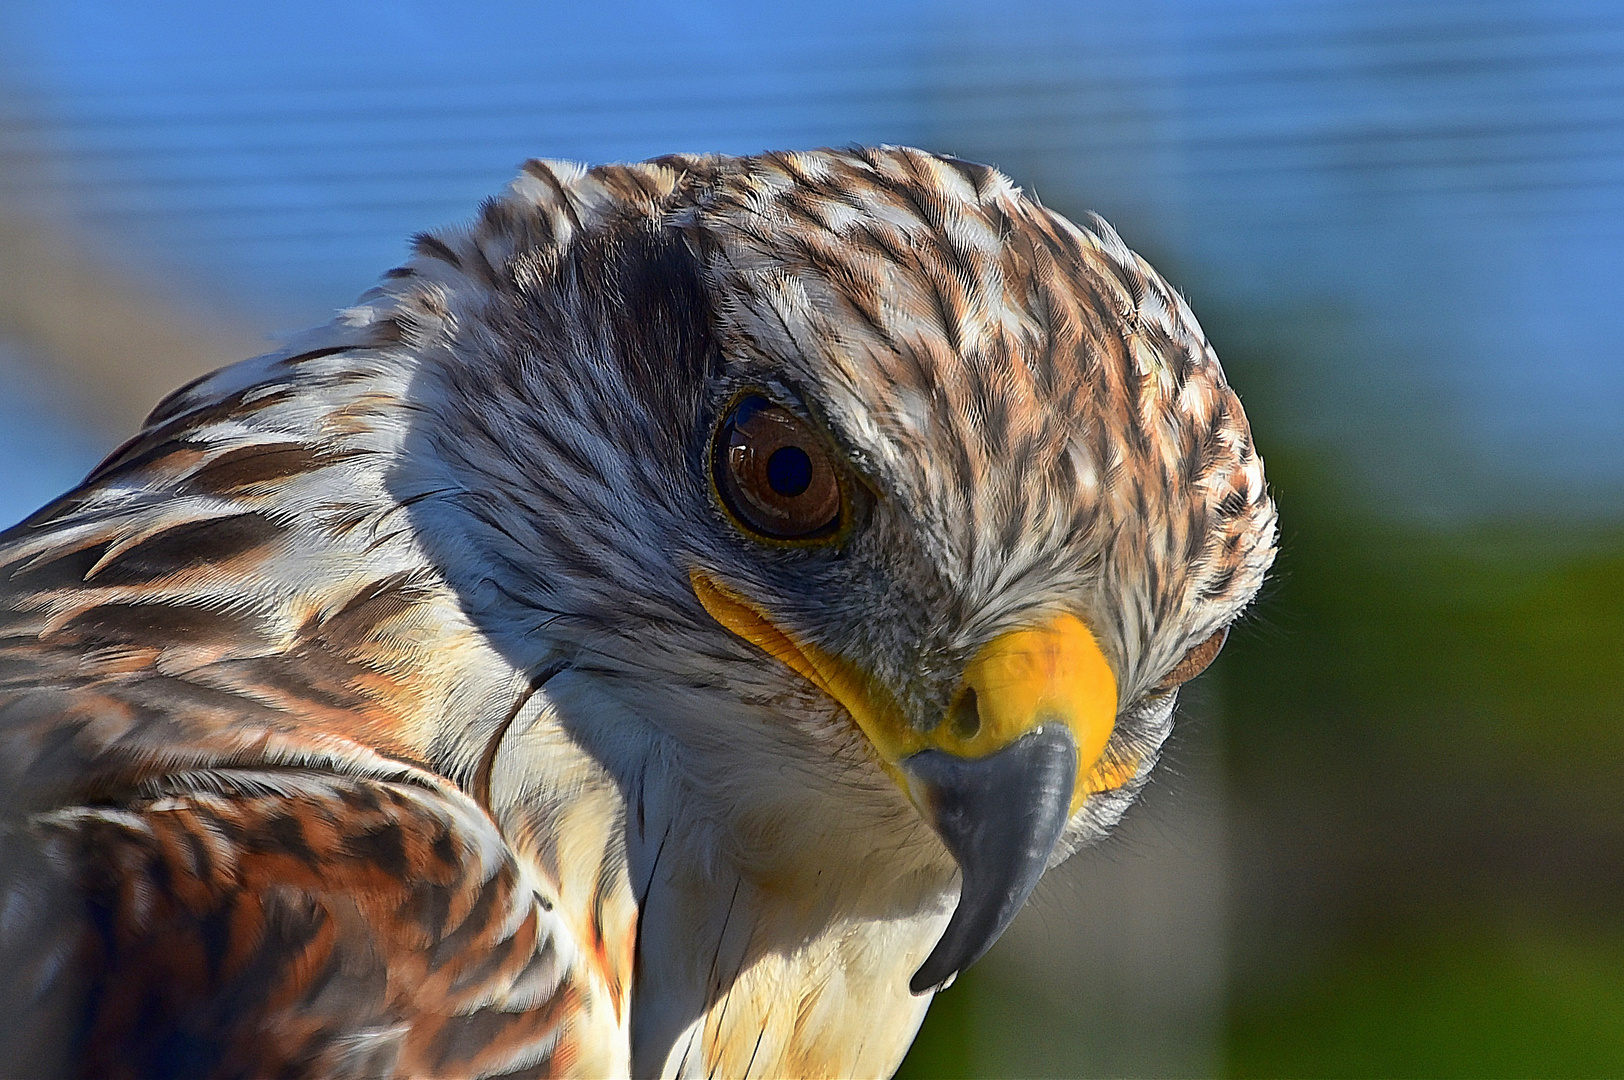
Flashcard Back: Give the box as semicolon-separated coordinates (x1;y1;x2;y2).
690;570;1125;815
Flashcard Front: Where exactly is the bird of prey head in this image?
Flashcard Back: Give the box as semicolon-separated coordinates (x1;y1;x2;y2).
0;147;1274;1077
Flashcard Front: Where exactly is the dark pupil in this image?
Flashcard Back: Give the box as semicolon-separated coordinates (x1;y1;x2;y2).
765;446;813;497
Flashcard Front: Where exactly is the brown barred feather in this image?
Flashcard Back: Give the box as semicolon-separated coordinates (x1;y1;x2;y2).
0;147;1274;1078
43;773;576;1079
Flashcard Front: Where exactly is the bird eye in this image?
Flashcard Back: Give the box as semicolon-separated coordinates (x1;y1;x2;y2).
713;395;844;542
1151;626;1228;694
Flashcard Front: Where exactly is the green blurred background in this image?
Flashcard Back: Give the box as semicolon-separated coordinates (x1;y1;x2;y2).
2;1;1620;1075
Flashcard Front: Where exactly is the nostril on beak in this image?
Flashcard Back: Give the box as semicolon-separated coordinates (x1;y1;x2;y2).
949;687;981;740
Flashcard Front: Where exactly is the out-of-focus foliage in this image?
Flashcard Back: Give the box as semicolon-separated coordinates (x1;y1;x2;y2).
897;972;975;1079
1220;456;1624;1076
1212;315;1624;1078
1230;925;1624;1078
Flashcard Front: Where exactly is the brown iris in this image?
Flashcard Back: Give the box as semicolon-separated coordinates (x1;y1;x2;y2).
713;395;844;541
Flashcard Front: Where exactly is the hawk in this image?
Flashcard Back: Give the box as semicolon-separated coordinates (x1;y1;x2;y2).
0;147;1275;1078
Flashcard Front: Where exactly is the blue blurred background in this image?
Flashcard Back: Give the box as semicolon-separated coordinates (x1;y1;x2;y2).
2;2;1620;1075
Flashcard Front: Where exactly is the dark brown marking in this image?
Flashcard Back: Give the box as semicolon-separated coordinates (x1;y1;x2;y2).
185;444;335;494
521;161;585;232
306;570;433;645
219;653;373;714
345;820;408;879
412;233;462;268
88;513;281;584
7;541;110;590
262;814;320;867
1216;489;1249;519
429;873;505;973
52;600;261;648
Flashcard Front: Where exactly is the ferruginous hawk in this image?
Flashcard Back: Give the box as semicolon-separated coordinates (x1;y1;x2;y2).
0;147;1275;1078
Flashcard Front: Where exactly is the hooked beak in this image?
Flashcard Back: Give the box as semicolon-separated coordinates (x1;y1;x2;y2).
689;570;1131;995
902;724;1077;993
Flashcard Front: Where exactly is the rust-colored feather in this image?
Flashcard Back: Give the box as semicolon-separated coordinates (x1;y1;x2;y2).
0;146;1274;1078
41;773;571;1079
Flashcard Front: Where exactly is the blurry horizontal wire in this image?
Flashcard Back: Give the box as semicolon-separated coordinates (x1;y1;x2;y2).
0;84;918;133
37;138;1620;208
2;4;1619;92
1192;11;1624;55
0;0;1617;275
4;95;1619;176
63;164;1623;249
3;42;1620;138
4;0;1616;99
2;103;1616;182
0;29;937;94
73;197;495;223
4;15;1621;128
8;118;1618;210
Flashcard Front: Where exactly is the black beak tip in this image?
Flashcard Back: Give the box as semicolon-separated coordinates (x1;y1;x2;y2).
909;954;960;996
903;724;1079;996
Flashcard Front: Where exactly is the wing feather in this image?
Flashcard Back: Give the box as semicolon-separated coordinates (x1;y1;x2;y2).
2;769;593;1079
